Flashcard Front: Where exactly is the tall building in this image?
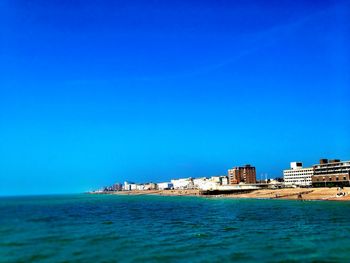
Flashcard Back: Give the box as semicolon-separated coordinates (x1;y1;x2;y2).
228;165;256;184
283;162;314;187
312;159;350;187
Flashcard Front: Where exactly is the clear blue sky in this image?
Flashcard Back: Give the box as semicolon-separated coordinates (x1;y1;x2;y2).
1;0;349;195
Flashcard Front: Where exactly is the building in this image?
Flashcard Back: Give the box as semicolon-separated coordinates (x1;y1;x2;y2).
221;176;229;185
228;165;256;184
312;159;350;187
193;177;209;189
210;176;229;185
193;177;216;190
144;183;157;190
171;178;194;189
123;181;132;191
112;183;123;191
136;184;145;191
283;162;314;187
123;181;137;191
157;182;173;190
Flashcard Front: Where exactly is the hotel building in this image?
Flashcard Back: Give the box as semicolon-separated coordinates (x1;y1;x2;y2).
312;159;350;187
283;162;314;187
228;165;256;184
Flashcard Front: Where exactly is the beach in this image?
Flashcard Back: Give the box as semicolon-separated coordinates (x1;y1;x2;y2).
94;187;350;201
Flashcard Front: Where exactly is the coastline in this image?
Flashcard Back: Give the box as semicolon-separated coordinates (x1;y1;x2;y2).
90;187;350;201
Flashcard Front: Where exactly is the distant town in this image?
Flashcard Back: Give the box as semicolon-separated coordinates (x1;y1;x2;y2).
92;158;350;195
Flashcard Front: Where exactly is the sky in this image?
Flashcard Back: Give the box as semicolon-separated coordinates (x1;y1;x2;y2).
0;0;349;195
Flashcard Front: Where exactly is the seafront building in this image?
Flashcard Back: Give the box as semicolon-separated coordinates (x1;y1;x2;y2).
123;182;134;191
123;182;157;191
283;159;350;188
283;162;314;187
211;176;229;185
144;183;157;190
98;158;350;193
193;177;227;190
171;178;194;189
136;184;145;190
157;182;173;190
170;176;230;190
193;177;211;189
122;176;229;191
312;159;350;187
228;165;256;184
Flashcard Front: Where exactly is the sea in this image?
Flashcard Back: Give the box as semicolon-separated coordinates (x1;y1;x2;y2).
1;194;350;262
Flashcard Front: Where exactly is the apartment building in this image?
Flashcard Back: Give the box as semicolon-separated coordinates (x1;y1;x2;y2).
312;159;350;187
228;165;256;184
283;162;313;187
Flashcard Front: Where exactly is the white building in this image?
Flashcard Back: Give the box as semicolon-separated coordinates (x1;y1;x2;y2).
200;180;220;190
210;176;229;185
136;184;145;191
283;162;314;187
193;177;209;189
221;176;229;185
171;178;194;189
193;177;229;190
209;176;220;183
144;183;157;190
123;181;138;191
157;182;173;190
172;176;230;191
123;181;132;191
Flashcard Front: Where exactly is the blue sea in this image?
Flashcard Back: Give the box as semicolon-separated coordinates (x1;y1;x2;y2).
1;194;350;262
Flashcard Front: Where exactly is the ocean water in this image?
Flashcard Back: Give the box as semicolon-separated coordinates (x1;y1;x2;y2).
1;194;350;262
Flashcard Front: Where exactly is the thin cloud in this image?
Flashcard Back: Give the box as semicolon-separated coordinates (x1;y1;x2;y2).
138;4;342;81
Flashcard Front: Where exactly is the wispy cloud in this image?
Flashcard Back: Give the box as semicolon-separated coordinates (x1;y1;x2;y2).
138;3;344;81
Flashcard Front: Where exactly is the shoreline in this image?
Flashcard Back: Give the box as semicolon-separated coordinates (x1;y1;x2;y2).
90;187;350;201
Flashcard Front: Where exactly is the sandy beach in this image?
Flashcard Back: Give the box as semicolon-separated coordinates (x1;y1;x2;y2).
92;187;350;201
222;187;350;201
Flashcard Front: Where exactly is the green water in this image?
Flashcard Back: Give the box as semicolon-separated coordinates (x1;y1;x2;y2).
1;194;350;262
